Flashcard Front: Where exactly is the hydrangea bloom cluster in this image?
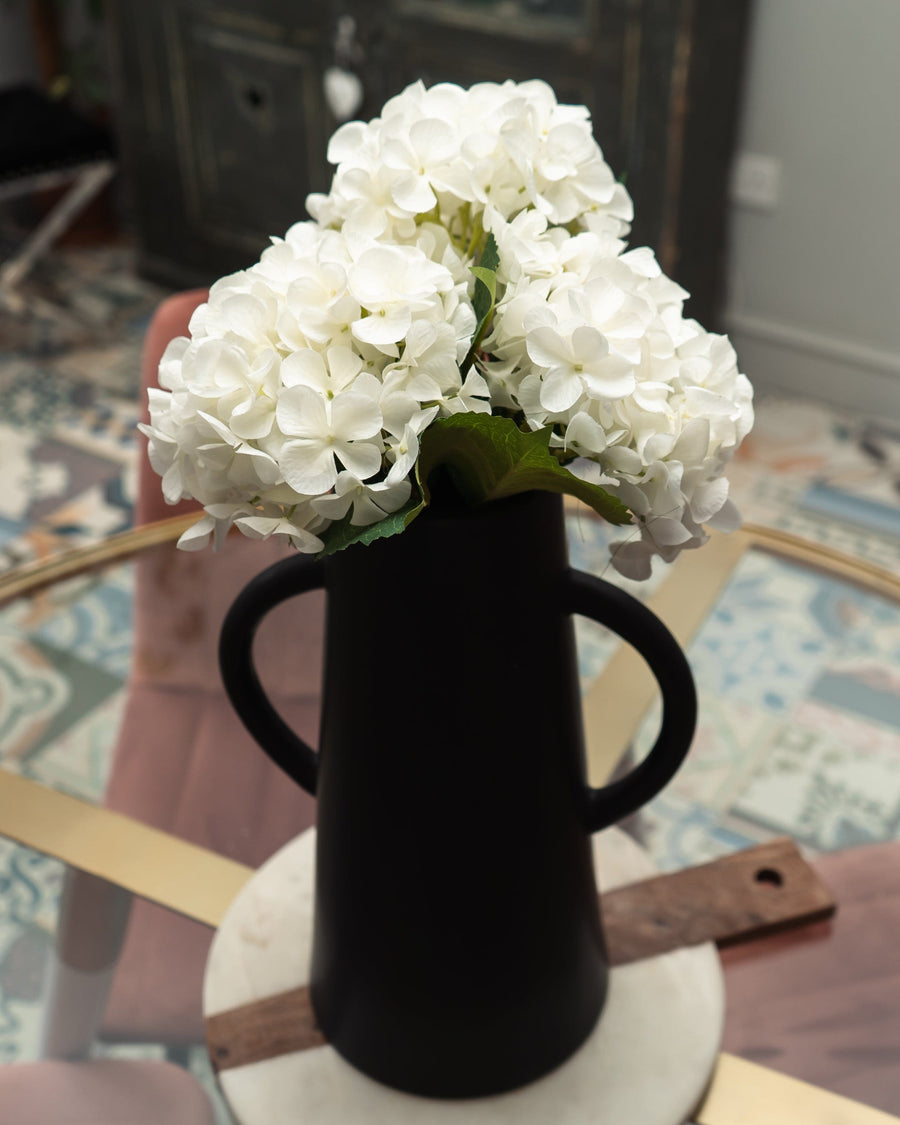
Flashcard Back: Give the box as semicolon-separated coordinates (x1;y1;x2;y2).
143;78;753;578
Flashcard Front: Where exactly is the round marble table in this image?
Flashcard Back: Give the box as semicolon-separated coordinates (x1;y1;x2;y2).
203;827;724;1125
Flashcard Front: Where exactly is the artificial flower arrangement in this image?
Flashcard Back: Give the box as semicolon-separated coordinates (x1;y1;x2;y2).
142;79;753;579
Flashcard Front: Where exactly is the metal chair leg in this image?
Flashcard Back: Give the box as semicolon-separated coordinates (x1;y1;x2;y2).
0;160;115;311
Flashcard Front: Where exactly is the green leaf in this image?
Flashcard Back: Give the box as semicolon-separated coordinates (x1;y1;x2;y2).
470;266;496;306
316;489;426;557
416;414;633;526
462;232;500;374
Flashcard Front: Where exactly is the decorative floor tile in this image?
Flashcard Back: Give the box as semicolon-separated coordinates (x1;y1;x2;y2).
25;690;125;803
795;698;900;754
730;714;900;851
0;841;63;1063
639;792;769;872
688;553;842;715
0;426;70;526
0;638;71;765
801;480;900;540
27;573;134;680
665;700;781;812
3;641;123;772
811;664;900;732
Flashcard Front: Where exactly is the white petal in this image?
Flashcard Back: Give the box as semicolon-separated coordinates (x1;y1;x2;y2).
407;373;442;400
646;516;693;547
410;117;456;163
689;477;730;524
581;362;636;401
571;325;609;362
672;418;711;465
352;477;413;524
197;411;240;448
177;515;215;552
281;349;328;390
526;326;571;370
331;392;383;440
566;412;607;455
231;399;276;441
705;496;743;532
352;307;412;348
160;462;187;504
326;345;364;389
280;439;336;495
327;120;368;163
609;540;653;580
335;439;383;481
276;385;328;436
540;370;583;413
392;174;438;214
312;475;357;520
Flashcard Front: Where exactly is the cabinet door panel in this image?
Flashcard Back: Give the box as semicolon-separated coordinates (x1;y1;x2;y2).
167;13;326;249
109;0;332;285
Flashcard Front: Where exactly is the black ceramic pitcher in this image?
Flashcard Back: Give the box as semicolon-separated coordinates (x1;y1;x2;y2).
219;489;696;1098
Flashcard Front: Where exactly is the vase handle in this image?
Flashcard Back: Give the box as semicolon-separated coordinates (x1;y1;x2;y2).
219;554;325;796
564;568;697;834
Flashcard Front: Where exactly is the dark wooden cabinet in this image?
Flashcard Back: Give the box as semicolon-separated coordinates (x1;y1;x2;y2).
108;0;751;327
107;0;335;287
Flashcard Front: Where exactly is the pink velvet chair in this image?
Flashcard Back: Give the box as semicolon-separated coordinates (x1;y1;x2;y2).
71;291;324;1046
0;1059;215;1125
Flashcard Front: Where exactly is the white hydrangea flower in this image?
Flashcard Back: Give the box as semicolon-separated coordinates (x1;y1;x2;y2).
141;223;453;552
144;78;753;574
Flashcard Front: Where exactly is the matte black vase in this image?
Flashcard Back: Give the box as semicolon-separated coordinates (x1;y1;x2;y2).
219;490;696;1098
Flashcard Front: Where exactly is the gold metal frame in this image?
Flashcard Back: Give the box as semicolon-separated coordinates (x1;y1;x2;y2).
0;513;199;608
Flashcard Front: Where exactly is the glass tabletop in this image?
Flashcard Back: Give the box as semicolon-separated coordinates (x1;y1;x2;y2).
2;512;900;1121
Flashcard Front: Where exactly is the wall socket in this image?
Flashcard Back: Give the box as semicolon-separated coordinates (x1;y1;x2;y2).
731;152;781;210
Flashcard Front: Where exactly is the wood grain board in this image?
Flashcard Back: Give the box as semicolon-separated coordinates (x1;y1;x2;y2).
602;836;836;964
206;837;835;1073
720;841;900;1117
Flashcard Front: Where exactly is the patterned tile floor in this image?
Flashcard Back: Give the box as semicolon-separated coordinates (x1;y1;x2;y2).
1;246;899;1111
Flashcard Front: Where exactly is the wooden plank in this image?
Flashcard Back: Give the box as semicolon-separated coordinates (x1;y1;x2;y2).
720;841;900;1115
206;838;835;1072
603;837;835;966
207;986;325;1073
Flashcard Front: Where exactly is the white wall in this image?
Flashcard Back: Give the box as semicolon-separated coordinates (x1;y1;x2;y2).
724;0;900;419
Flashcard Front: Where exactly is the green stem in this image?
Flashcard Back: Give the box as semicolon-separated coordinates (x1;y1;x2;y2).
465;212;485;260
448;202;470;254
460;321;489;377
